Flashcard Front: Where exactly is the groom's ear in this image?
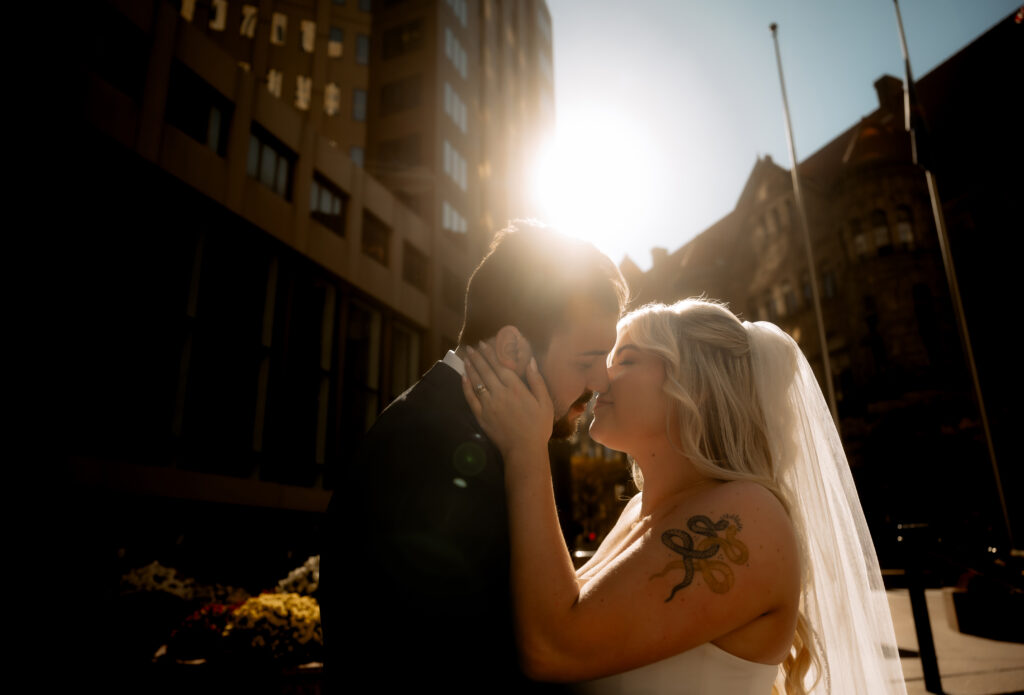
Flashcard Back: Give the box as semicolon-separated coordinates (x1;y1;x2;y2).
493;325;533;376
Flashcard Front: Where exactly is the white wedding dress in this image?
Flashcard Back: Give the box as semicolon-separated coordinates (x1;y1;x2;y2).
573;642;778;695
578;322;907;695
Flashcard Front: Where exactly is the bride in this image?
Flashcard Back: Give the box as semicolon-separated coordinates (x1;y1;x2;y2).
462;299;907;694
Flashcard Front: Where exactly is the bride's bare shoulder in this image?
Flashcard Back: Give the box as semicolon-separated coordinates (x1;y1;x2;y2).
663;480;798;563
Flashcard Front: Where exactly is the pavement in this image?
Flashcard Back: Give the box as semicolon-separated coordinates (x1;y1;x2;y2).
888;589;1024;695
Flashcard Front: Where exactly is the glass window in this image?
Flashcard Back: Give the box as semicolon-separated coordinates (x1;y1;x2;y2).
343;301;382;440
247;134;259;177
350;146;364;167
300;20;316;53
324;83;341;116
209;0;227;31
328;27;344;58
356;34;370;64
310;173;348;236
353;89;367;121
359;0;372;11
260;143;277;188
362;212;390;266
240;5;258;38
270;12;287;46
165;62;232;156
248;125;294;200
389;323;421;402
871;209;890;253
896;206;914;247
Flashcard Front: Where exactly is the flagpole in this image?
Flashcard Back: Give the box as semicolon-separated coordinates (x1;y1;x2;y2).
769;23;839;428
892;0;1015;554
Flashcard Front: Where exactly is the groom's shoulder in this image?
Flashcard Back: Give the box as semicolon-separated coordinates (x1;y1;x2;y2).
362;362;484;448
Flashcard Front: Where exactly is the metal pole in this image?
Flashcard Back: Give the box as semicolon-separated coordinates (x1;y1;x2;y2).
769;23;840;428
892;0;1014;553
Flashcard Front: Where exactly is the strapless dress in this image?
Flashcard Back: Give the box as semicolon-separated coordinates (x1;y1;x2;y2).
571;641;780;695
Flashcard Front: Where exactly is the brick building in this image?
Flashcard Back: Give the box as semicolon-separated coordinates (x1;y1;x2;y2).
629;13;1022;563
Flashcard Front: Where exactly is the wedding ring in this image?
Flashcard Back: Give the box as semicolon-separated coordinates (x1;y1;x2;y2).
474;383;488;394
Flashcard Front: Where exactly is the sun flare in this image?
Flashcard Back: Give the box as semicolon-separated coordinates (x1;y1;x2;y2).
529;108;664;266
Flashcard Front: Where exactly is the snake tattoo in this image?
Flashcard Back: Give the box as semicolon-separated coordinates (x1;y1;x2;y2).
649;514;749;602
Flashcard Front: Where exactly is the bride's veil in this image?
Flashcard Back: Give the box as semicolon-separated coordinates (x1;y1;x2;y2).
745;321;907;694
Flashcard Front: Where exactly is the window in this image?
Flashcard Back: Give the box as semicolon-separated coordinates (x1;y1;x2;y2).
209;0;227;30
447;0;469;28
324;83;341;116
270;12;287;46
328;27;344;58
442;201;467;233
246;125;295;199
383;19;423;59
266;68;283;98
403;241;430;292
350;146;364;167
361;212;390;266
295;75;312;111
444;27;468;78
850;219;867;259
381;75;422;115
352;89;367;121
356;34;370;64
389;323;421;402
165;62;232;156
896;206;914;248
359;0;372;11
240;5;258;38
310;173;348;236
300;20;316;53
871;209;890;255
443;140;467;191
444;82;467;132
342;300;382;442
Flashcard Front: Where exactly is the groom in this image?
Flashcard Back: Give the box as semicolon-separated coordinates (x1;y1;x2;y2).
322;221;627;693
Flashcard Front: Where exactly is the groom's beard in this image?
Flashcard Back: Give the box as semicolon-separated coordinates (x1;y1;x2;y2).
551;391;593;440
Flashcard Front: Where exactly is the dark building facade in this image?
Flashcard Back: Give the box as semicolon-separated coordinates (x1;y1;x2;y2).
57;0;555;673
631;14;1022;565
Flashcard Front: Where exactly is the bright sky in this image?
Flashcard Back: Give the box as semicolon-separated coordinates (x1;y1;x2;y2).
532;0;1019;271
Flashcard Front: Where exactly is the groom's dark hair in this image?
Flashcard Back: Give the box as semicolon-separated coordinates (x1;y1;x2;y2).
458;220;629;352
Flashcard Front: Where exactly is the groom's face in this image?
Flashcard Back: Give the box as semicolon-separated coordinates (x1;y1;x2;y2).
536;297;618;439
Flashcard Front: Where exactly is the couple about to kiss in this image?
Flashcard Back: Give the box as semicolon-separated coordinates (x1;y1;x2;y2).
321;221;907;695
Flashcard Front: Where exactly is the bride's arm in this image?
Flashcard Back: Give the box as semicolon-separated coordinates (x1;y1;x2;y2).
462;345;798;682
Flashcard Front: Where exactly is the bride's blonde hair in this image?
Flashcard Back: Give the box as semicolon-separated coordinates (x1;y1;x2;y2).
617;298;819;695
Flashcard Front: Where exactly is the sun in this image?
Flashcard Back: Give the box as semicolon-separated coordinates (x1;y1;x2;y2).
528;106;663;266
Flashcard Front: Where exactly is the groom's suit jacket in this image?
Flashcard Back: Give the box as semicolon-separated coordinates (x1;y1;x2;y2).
324;361;563;693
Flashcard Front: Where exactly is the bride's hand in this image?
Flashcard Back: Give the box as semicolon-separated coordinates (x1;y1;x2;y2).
461;342;553;458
